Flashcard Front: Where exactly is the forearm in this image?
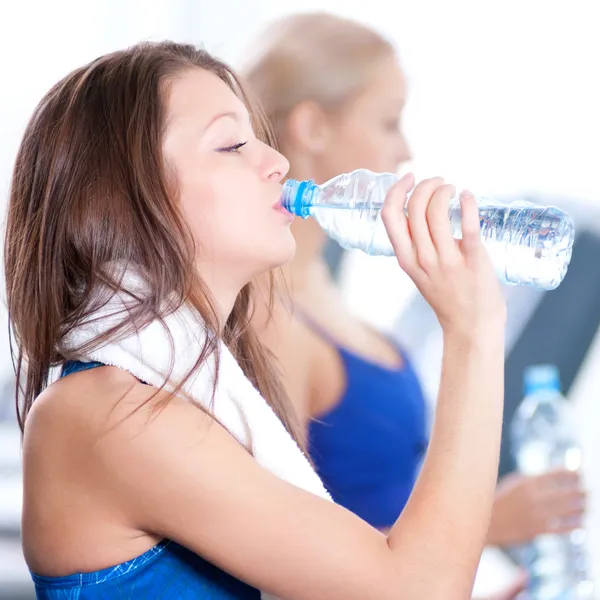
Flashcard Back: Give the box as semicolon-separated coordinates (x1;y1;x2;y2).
387;330;505;596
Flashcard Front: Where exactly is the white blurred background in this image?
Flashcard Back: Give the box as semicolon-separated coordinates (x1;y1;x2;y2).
2;0;599;334
0;1;599;598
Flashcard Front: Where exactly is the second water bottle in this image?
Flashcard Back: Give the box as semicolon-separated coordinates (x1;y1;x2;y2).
511;365;592;599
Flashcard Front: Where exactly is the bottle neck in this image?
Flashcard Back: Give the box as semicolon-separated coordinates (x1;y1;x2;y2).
524;365;562;397
525;385;561;396
281;179;319;218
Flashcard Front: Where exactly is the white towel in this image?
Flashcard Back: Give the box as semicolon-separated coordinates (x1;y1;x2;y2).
61;267;331;600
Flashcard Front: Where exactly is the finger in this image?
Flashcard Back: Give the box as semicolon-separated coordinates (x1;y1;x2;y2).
426;182;460;262
539;491;587;534
381;173;418;276
458;190;483;264
548;514;585;535
543;489;587;516
405;177;445;272
539;468;581;490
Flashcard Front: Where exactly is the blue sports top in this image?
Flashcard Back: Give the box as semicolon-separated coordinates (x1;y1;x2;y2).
305;322;429;529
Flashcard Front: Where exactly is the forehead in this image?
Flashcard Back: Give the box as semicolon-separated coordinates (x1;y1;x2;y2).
165;67;248;126
355;57;406;108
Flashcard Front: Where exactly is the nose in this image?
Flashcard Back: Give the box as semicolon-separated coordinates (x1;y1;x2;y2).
262;144;290;183
398;133;412;165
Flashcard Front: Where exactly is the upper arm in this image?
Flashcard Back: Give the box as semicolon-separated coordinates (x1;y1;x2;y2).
25;367;477;600
95;385;403;600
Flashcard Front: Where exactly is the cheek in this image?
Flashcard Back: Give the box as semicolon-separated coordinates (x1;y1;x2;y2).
356;131;400;173
167;150;291;271
178;174;237;251
330;125;396;174
179;157;254;220
178;170;293;268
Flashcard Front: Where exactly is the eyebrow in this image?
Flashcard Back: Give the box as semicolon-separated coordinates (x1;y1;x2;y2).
203;111;241;133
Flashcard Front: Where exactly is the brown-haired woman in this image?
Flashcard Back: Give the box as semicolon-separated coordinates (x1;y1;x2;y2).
5;40;506;599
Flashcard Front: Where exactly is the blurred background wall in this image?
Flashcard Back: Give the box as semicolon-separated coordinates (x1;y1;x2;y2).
2;0;599;336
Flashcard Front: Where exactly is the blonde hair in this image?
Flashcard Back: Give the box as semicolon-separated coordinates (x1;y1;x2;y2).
241;12;395;138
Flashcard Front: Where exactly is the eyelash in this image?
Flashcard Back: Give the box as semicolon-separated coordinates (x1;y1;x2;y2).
218;141;248;154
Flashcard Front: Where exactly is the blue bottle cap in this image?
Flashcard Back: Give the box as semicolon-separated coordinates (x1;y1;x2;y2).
523;364;562;396
281;179;317;218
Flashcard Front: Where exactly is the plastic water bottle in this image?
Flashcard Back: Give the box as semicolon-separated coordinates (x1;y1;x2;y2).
511;365;593;599
281;169;575;290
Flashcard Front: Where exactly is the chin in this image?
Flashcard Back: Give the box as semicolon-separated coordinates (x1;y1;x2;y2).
260;234;297;274
271;236;297;268
241;239;296;284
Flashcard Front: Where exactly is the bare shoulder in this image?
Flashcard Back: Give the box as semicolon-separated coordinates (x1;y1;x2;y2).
25;365;214;447
26;366;147;438
22;365;218;575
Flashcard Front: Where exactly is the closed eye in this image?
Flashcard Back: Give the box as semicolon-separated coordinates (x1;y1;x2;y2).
218;141;248;153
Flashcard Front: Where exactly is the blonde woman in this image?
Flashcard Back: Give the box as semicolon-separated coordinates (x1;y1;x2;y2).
245;11;584;553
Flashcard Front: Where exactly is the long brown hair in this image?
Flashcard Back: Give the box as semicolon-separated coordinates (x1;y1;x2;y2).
4;41;303;446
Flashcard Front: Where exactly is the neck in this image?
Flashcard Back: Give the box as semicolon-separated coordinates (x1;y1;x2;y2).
281;252;332;299
195;262;246;330
282;190;332;297
279;147;336;296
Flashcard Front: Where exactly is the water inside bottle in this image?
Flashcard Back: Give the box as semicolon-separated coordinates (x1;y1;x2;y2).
310;201;574;290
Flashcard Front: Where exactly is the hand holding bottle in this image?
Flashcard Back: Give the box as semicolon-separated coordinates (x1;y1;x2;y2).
381;174;506;339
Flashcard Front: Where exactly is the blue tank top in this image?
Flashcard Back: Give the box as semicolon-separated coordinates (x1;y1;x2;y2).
305;321;429;530
31;360;261;600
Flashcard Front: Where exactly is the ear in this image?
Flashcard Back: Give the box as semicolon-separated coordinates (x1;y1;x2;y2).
284;100;331;155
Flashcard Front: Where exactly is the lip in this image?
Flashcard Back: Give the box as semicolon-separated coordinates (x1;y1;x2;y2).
274;202;294;220
272;192;285;209
273;191;293;214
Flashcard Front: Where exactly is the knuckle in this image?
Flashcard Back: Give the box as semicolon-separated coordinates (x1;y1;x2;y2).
396;255;414;274
440;183;457;198
439;253;461;271
381;203;394;223
417;252;437;272
412;177;445;202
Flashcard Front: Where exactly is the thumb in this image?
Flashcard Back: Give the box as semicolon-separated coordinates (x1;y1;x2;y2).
381;172;416;274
